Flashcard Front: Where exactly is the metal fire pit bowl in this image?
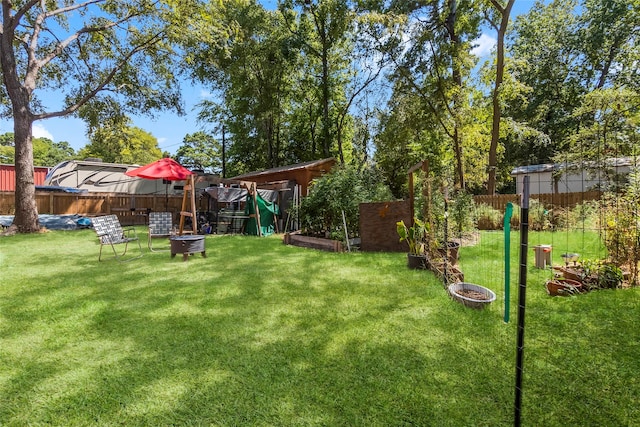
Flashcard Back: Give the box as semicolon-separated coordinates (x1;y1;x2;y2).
170;235;206;261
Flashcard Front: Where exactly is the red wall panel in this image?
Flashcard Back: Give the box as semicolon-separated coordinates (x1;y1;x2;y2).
0;165;49;191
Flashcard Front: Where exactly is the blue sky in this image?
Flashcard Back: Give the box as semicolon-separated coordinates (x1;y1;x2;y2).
0;81;211;157
2;0;538;157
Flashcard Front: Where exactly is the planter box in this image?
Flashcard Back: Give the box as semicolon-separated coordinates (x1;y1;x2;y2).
284;231;343;252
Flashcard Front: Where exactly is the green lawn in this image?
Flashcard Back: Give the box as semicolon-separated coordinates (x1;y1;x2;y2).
0;229;638;426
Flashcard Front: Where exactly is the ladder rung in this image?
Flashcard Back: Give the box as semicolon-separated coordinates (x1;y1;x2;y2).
180;211;193;217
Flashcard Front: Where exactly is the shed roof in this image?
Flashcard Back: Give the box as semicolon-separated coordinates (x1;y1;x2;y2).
232;158;337;180
231;158;337;196
510;163;557;175
511;157;637;176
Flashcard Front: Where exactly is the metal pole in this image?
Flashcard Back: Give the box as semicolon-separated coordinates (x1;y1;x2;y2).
503;202;514;323
221;125;226;179
342;210;351;252
515;176;530;427
443;186;449;286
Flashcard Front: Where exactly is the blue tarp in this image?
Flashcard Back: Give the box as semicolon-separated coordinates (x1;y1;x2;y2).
35;186;88;193
0;214;91;230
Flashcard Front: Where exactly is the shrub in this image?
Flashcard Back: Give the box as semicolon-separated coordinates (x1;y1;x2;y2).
528;199;551;231
570;200;601;230
582;259;625;289
449;190;475;237
421;188;477;240
600;166;640;285
550;207;571;230
552;201;601;231
509;203;521;229
298;165;393;242
475;203;502;230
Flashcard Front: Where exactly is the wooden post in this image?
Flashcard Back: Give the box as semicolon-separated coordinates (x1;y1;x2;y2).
252;182;262;237
407;161;426;226
179;175;197;235
190;175;197;233
408;171;414;227
423;160;431;230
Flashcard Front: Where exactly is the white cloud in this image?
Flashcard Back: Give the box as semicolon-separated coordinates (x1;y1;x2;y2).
199;89;213;99
32;123;54;141
471;33;496;58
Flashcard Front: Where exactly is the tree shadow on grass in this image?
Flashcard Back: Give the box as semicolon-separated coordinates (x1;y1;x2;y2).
1;232;517;425
3;232;638;425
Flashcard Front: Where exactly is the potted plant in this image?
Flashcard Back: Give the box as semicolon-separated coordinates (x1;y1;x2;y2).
397;218;427;269
545;278;584;296
593;262;624;289
438;240;461;264
564;259;625;290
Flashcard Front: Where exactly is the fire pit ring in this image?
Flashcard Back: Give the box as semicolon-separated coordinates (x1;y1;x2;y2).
170;235;206;261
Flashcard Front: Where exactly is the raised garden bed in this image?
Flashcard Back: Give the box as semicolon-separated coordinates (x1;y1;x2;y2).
283;231;344;252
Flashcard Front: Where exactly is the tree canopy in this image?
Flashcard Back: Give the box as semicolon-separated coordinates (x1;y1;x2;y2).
0;132;75;166
0;0;200;232
174;131;221;174
78;122;163;165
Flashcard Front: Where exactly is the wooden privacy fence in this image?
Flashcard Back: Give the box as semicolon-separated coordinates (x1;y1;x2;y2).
1;190;604;227
473;191;603;212
0;191;209;225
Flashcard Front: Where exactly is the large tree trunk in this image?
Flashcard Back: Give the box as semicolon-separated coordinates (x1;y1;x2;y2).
336;116;345;165
1;14;40;233
487;0;514;195
452;126;464;190
321;42;331;158
446;0;465;190
309;102;317;157
596;36;622;90
13;112;40;232
486;25;505;195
